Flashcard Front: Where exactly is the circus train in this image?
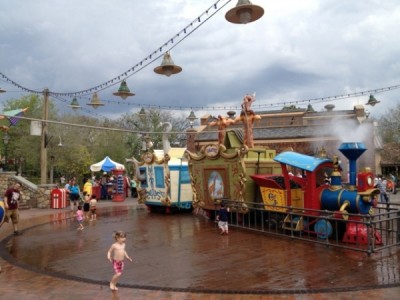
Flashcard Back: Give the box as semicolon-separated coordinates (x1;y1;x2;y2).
133;119;382;244
185;130;382;244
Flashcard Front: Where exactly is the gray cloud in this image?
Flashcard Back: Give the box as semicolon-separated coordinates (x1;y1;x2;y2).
0;0;399;119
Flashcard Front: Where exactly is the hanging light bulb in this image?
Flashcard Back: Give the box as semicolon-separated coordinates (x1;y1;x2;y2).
366;94;380;106
225;0;264;24
58;136;63;147
306;103;315;112
68;97;81;110
187;110;197;128
139;107;146;117
87;92;104;109
154;52;182;77
113;80;135;99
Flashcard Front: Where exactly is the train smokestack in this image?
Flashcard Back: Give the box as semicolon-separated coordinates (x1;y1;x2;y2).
338;142;367;188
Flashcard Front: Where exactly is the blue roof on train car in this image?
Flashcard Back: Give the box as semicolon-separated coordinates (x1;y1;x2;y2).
274;151;332;172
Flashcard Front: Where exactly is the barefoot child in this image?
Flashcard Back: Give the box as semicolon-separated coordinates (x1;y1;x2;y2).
89;194;97;221
83;191;91;221
107;231;133;291
75;205;84;230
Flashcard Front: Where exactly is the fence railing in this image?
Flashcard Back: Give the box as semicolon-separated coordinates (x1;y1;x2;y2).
216;200;400;255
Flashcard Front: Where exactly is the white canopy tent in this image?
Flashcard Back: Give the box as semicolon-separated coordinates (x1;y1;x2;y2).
90;156;125;172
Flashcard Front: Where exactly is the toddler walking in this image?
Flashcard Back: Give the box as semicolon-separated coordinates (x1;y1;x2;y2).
75;205;84;230
216;203;230;235
107;231;133;291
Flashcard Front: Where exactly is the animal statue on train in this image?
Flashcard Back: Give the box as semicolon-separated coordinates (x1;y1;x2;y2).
125;157;147;204
160;122;172;155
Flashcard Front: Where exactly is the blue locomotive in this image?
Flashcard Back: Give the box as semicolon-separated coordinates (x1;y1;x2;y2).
251;142;382;244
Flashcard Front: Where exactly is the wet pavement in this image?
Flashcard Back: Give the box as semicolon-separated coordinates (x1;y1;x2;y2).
1;198;400;299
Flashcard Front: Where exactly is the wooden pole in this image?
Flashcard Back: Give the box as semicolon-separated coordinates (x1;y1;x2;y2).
40;88;49;184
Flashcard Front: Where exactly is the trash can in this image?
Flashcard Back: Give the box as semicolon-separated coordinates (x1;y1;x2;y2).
50;188;67;209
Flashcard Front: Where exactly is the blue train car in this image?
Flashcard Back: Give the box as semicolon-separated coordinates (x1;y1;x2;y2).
135;148;193;213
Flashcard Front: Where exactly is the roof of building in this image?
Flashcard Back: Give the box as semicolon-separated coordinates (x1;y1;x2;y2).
195;106;367;143
196;125;338;142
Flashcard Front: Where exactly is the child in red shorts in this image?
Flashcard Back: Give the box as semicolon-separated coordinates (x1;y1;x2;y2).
107;231;133;291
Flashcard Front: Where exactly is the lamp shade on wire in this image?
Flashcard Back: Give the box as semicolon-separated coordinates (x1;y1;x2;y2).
225;0;264;24
154;52;182;77
87;92;104;108
113;80;135;99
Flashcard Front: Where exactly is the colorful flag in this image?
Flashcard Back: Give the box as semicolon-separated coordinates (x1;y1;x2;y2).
3;108;28;126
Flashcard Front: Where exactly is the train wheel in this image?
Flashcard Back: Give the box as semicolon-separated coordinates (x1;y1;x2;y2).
314;219;333;239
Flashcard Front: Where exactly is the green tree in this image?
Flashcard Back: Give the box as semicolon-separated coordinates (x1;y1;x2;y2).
1;94;57;178
117;108;184;158
2;94;192;182
378;103;400;164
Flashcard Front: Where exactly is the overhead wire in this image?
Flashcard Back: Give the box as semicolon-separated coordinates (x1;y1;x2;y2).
0;0;233;97
0;0;398;115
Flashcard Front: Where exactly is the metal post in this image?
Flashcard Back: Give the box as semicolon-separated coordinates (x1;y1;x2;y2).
50;156;55;184
3;132;9;171
18;157;24;176
40;88;49;184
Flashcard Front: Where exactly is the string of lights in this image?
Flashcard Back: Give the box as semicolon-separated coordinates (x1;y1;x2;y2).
0;113;223;136
0;0;398;114
0;111;393;138
51;83;400;112
0;0;233;98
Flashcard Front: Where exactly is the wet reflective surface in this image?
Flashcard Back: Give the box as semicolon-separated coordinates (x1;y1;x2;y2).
1;201;400;294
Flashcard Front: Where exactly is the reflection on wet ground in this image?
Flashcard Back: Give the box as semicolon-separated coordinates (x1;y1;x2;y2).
1;203;400;294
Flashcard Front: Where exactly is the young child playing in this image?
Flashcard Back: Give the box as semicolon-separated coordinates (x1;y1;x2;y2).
89;194;97;221
75;205;84;230
216;203;230;235
83;191;91;221
107;231;133;291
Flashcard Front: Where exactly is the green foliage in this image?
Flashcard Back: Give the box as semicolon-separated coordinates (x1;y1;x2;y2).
1;94;53;175
56;144;93;179
378;103;400;144
282;105;300;111
1;94;191;183
378;103;400;164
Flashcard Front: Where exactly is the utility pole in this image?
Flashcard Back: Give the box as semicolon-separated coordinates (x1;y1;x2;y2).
40;88;49;184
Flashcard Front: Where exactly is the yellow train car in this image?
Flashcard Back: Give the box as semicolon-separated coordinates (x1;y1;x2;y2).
185;137;281;216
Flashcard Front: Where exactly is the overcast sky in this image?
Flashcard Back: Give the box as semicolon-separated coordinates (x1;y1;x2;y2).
0;0;399;122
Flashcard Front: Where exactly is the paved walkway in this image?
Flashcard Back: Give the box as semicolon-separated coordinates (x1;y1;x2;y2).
1;198;400;299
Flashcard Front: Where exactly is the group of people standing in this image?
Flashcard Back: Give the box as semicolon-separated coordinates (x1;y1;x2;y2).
63;177;97;230
99;173;138;200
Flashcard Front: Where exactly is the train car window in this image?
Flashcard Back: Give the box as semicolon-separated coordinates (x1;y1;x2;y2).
154;166;165;188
